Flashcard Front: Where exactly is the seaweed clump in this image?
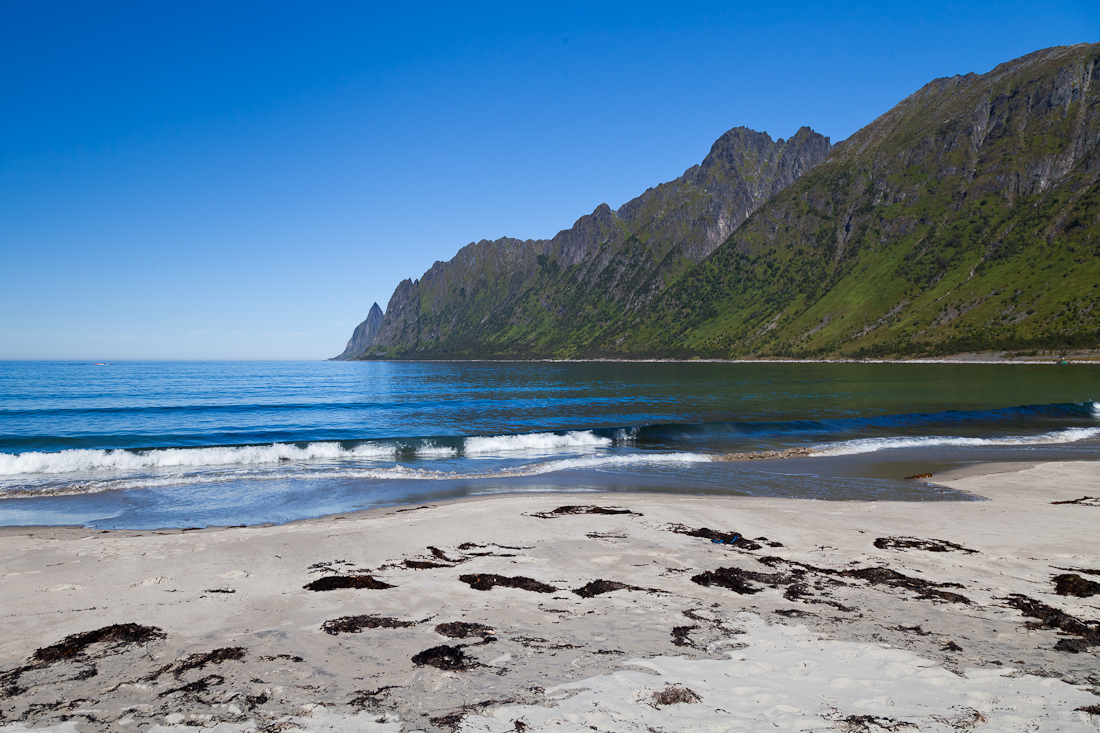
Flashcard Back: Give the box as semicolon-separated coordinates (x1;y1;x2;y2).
840;567;971;604
435;622;494;639
31;624;166;665
650;684;701;706
531;505;640;519
874;536;977;553
691;566;782;595
145;647;245;681
669;525;764;550
459;574;556;593
1004;594;1100;652
411;644;475;671
304;575;395;591
1053;573;1100;598
322;615;419;635
573;580;633;598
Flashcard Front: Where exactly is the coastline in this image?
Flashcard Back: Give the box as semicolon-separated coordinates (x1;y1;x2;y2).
1;461;1098;731
343;349;1100;365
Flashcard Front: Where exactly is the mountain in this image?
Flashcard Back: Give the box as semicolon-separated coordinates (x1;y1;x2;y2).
346;42;1100;360
331;302;384;360
364;126;831;357
601;42;1100;358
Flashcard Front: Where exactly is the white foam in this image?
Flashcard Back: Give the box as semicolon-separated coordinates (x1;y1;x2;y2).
816;427;1100;456
0;441;411;476
464;430;612;454
0;451;716;498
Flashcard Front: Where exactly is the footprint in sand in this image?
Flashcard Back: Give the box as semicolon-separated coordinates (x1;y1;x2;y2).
217;570;250;579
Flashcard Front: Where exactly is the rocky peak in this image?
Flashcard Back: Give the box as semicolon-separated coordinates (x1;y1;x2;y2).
331;302;385;360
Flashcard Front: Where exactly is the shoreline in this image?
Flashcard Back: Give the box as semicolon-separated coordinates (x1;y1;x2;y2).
2;460;1098;731
343;349;1100;365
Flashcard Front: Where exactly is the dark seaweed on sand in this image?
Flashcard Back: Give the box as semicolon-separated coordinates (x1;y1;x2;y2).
145;647;245;681
458;574;557;593
670;625;699;647
157;673;225;698
669;524;764;550
411;644;475;671
573;579;633;598
531;505;640;519
746;556;972;604
1004;594;1100;652
874;536;977;553
404;559;452;569
840;567;971;604
429;699;515;729
32;623;166;665
322;615;420;635
1053;573;1100;598
691;566;781;595
651;684;701;706
304;575;395;591
435;621;494;638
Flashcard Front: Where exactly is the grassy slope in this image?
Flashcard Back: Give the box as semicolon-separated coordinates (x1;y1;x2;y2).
593;43;1100;359
366;130;829;359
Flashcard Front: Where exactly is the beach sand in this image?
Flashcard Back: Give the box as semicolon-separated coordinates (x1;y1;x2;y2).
1;461;1098;731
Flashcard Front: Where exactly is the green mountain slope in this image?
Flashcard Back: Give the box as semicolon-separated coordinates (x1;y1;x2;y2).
366;127;831;357
595;43;1100;358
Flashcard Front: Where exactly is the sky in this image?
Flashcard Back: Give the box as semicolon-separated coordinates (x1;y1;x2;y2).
1;2;1097;360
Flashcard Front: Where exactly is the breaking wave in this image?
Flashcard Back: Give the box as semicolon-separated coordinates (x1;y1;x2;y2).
0;429;629;477
0;441;440;476
0;450;716;498
465;430;613;453
816;427;1100;456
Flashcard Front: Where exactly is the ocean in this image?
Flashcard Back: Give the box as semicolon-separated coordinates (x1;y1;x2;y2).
0;360;1097;529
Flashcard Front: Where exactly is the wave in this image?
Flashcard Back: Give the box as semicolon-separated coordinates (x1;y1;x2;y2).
630;401;1099;442
816;427;1100;456
0;441;452;476
1;401;1096;479
0;451;716;498
0;430;623;477
465;430;613;453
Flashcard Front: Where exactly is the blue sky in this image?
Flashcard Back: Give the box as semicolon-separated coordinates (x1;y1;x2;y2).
2;2;1096;360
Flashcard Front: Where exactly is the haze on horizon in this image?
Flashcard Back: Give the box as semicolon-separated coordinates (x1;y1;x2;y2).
2;1;1096;361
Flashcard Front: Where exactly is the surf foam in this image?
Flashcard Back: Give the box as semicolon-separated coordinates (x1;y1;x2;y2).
0;441;425;476
464;430;612;454
816;427;1100;456
0;451;716;498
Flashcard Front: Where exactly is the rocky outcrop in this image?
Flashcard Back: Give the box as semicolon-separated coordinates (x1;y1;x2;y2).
613;42;1100;358
347;42;1100;360
361;126;830;358
331;303;384;360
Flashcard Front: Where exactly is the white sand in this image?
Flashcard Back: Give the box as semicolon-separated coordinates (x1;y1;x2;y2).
1;461;1098;731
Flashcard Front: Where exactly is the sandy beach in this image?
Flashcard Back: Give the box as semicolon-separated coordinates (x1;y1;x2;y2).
1;461;1098;731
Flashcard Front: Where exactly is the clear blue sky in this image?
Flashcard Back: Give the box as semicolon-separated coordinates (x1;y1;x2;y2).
2;2;1096;360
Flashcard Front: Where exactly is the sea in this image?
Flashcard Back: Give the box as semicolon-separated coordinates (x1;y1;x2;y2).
0;360;1097;529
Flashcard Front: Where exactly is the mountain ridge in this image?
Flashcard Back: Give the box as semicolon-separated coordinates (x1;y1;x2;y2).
363;126;831;357
343;42;1100;360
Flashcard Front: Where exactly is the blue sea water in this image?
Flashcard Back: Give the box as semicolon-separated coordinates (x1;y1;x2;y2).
0;360;1097;528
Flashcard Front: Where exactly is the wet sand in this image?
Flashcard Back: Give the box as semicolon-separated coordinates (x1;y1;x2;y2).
1;461;1098;731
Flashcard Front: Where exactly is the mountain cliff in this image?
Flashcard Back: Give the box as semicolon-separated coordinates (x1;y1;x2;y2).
364;126;831;357
344;42;1100;360
331;302;384;360
601;42;1100;358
